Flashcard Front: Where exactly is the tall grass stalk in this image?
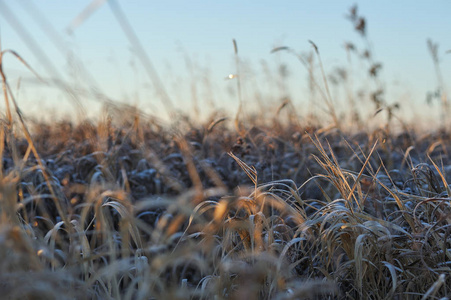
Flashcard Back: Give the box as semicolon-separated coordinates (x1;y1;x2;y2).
428;39;449;128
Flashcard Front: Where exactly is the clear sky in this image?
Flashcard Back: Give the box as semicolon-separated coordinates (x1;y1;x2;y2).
0;0;450;124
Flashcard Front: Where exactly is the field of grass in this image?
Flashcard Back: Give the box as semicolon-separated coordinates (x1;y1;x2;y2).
3;106;451;300
1;4;451;300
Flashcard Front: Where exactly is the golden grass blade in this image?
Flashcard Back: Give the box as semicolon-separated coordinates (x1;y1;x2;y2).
207;117;228;133
347;139;378;203
228;152;257;188
427;155;451;200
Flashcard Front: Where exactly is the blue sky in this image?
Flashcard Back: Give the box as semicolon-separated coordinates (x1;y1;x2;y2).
0;0;450;124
